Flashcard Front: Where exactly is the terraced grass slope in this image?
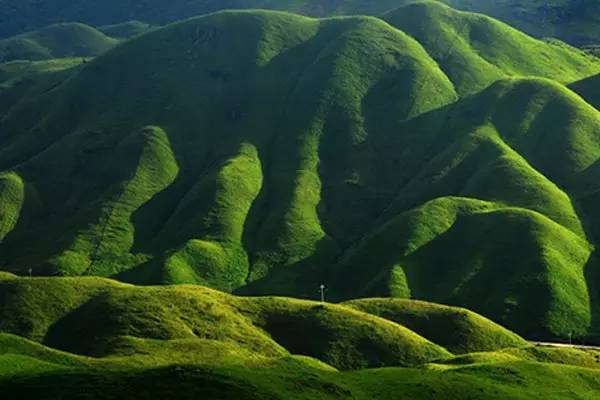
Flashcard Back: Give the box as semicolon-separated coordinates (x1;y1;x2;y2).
0;9;599;341
1;276;600;399
0;0;598;47
0;23;117;62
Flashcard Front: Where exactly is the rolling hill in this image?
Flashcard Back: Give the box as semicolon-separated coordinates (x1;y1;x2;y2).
2;274;600;399
0;6;599;341
0;0;598;47
0;22;117;63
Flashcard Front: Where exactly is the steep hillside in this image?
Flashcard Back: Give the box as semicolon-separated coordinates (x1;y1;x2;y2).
0;0;598;47
0;23;117;62
0;10;598;340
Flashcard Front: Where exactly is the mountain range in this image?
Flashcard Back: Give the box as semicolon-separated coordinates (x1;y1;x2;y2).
1;0;599;47
1;1;599;342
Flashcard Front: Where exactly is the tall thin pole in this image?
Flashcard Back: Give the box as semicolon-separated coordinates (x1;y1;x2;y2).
319;284;326;303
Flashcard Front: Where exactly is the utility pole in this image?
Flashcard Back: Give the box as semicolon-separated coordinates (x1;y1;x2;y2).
319;284;326;303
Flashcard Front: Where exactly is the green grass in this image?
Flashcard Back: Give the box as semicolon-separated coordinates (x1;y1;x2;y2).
0;274;457;369
344;298;528;354
0;10;599;341
2;276;600;398
0;23;117;62
3;327;600;399
384;1;600;95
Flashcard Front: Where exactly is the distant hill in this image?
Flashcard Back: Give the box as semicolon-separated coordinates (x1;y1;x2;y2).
0;23;117;63
98;21;156;39
0;7;599;340
0;0;598;46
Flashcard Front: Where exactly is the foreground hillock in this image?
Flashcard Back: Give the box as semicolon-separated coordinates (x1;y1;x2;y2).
0;274;536;369
0;277;599;399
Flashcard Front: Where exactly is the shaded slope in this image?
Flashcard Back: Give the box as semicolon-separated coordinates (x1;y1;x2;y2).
0;23;117;62
570;73;600;110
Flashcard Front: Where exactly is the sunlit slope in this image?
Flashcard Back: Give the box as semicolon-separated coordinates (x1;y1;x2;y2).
383;1;599;94
344;298;528;354
0;23;117;62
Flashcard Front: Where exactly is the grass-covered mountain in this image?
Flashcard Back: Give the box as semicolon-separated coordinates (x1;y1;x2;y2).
0;5;599;340
0;0;598;47
0;23;117;63
2;274;600;399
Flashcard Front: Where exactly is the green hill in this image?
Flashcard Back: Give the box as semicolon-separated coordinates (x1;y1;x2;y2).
344;298;527;354
0;23;117;62
0;0;598;47
0;274;465;369
0;276;600;399
98;21;156;39
383;1;599;94
0;9;599;341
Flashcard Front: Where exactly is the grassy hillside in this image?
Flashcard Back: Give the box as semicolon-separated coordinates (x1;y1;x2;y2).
0;0;598;47
0;276;599;399
0;23;117;62
98;21;156;39
0;10;599;340
383;1;599;94
344;298;527;354
1;274;531;368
